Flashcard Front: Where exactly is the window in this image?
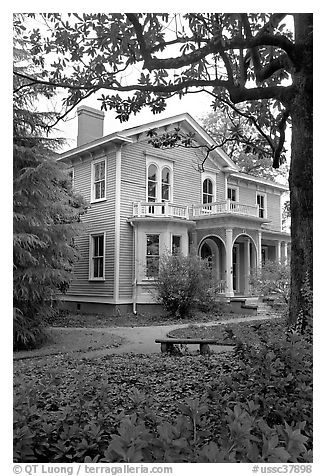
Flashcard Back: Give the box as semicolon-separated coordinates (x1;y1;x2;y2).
161;167;171;202
89;233;105;280
172;235;181;254
227;187;238;202
146;159;173;206
146;234;160;278
257;193;266;218
92;159;106;202
147;164;157;203
203;178;213;204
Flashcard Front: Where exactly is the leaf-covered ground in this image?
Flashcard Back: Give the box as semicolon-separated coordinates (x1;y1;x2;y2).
14;352;232;428
14;328;125;359
48;309;242;328
168;317;284;345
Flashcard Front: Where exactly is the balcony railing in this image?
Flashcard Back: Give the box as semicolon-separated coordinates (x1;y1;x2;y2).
192;200;260;218
132;200;261;220
132;201;189;219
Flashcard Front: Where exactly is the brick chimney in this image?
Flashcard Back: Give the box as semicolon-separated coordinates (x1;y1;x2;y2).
77;105;105;147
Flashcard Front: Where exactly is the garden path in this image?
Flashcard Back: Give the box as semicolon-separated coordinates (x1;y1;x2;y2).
14;314;280;360
71;314;278;358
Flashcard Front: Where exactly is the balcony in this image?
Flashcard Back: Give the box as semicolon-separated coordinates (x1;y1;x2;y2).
132;200;262;220
192;200;260;218
132;202;189;219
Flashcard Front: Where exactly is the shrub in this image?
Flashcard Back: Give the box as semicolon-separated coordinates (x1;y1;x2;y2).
154;252;218;318
250;259;290;305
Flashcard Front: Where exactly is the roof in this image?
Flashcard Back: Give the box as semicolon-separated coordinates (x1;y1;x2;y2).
58;112;239;171
230;171;288;191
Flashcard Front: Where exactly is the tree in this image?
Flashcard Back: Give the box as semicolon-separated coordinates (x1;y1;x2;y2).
200;108;289;181
14;13;312;327
13;41;87;349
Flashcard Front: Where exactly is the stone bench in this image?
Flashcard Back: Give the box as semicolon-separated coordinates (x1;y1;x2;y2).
155;338;233;355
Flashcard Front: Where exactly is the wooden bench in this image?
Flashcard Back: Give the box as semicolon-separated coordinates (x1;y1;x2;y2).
155;338;233;355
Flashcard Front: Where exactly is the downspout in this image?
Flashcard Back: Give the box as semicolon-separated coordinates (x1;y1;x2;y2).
130;220;137;315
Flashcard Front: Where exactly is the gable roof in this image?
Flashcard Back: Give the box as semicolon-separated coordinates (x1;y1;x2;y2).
58;112;239;172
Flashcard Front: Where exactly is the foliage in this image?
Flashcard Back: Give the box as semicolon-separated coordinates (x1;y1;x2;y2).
282;198;291;230
13;41;87;350
200;109;289;181
168;315;285;344
13;319;312;463
154;252;221;318
15;13;294;168
291;271;312;339
250;260;290;305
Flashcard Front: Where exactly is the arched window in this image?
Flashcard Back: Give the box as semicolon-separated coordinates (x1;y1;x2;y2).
161;167;171;202
147;164;157;202
203;178;213;204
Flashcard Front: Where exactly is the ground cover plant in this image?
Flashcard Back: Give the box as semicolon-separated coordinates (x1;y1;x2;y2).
14;328;125;359
14;317;312;463
168;316;285;345
48;307;238;328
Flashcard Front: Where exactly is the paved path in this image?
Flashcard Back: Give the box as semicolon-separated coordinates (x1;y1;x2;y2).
74;314;278;358
14;314;280;360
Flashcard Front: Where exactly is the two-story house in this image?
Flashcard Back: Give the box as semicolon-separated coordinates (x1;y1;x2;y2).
58;106;291;314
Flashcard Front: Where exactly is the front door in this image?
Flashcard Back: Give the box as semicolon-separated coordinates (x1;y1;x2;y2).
232;244;240;292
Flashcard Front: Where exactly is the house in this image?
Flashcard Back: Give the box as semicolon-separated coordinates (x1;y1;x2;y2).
58;106;291;315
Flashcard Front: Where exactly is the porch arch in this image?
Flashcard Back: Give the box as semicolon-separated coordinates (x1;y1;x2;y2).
198;235;226;284
232;233;258;295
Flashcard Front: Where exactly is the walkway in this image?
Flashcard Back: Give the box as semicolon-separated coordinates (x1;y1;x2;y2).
14;313;280;361
74;313;278;358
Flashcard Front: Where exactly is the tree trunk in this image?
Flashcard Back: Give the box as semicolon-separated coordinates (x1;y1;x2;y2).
288;14;313;326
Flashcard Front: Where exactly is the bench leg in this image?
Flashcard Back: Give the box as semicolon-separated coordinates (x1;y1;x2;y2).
200;343;210;355
161;343;175;353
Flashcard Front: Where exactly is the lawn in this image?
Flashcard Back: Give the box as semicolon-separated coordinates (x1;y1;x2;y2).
13;316;312;464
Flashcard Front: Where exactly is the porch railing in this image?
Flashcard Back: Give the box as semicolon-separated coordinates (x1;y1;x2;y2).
192;200;259;218
132;201;189;219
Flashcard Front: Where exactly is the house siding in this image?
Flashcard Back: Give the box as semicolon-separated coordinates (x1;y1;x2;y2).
228;178;282;231
66;148;116;298
118;136;212;298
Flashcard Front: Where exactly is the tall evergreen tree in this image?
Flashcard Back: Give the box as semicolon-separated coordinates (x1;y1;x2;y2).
13;43;86;350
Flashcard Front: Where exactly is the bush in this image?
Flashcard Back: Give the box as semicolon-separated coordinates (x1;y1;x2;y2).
154;252;219;318
250;259;290;305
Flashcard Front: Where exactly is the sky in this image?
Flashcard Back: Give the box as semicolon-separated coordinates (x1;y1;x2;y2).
54;89;215;152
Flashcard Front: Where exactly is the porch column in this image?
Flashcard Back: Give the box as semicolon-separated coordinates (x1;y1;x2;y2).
257;231;262;269
225;228;234;297
282;241;288;264
244;238;251;295
276;241;281;263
